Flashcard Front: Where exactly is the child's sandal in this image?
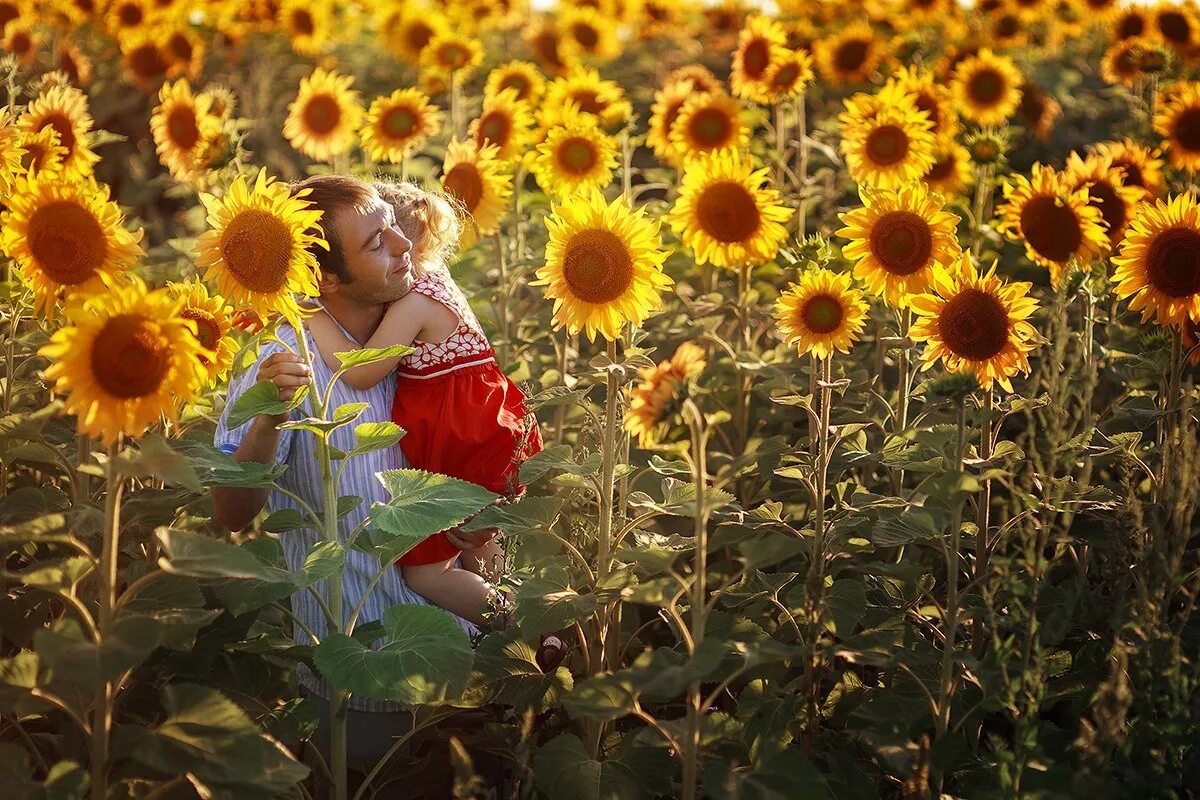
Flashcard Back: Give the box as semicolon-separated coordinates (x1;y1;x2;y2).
535;632;568;673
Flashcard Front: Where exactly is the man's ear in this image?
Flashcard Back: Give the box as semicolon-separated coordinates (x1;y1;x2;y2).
317;269;340;295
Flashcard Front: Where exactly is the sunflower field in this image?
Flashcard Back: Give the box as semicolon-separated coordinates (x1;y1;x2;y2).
3;0;1200;798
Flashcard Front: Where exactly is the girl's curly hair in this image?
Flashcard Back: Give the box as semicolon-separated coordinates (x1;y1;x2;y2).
373;178;464;278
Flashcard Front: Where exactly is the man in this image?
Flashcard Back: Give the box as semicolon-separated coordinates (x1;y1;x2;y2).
210;175;497;782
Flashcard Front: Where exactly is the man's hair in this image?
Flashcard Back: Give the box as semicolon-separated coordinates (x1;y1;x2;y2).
290;174;379;284
373;178;463;279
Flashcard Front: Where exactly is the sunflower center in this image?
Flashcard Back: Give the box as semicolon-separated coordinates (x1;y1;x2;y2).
167;32;193;62
557;137;597;174
406;22;433;51
688;108;732;148
572;23;599;50
437;43;470;69
219;209;294;294
834;39;869;73
571;90;604;116
926;155;954;182
865;125;909;166
292;9;314;36
90;314;171;399
22;142;47;171
28;200;107;285
1117;14;1145;39
743;39;770;78
772;62;802;89
500;75;531;100
937;288;1009;361
1114;158;1145;189
1158;11;1191;44
1019;194;1081;263
561;229;634;304
1085;181;1125;236
443;163;483;212
0;3;17;28
531;30;565;70
1173;108;1200;152
995;14;1020;37
302;94;342;136
166;106;200;150
9;31;31;56
695;181;761;244
478;110;511;148
915;92;942;130
1147;227;1200;298
129;44;168;80
801;294;845;334
117;2;143;27
380;106;417;139
967;68;1005;105
181;308;219;365
869;211;934;275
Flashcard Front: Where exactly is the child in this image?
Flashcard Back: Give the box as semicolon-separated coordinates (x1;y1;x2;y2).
306;181;562;668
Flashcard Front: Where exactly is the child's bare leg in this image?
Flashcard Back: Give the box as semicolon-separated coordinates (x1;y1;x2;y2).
461;539;505;582
401;559;496;626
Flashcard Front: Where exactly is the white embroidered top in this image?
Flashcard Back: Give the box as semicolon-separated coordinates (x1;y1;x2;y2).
396;269;495;379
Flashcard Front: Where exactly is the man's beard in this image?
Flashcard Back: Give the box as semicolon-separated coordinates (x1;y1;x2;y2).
340;271;415;305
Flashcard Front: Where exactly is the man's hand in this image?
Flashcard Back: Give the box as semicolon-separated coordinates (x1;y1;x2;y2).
446;526;500;551
256;352;311;422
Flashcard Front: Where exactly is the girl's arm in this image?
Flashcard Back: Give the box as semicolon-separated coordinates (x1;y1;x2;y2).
306;310;361;373
325;293;432;390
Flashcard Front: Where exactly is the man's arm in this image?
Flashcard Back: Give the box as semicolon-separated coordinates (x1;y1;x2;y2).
211;352;311;531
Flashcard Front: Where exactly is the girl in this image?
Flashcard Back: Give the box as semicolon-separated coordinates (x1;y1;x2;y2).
307;181;560;667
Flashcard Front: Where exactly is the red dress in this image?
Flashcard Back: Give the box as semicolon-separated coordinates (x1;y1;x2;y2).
392;268;543;567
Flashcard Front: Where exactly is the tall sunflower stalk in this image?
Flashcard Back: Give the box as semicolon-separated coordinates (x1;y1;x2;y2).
802;357;833;747
91;439;124;800
934;397;969;768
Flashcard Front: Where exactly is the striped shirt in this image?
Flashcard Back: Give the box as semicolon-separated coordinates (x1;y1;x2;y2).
214;316;477;712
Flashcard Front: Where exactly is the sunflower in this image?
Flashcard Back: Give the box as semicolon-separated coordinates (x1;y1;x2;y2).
774;269;870;359
731;15;789;104
1016;82;1061;141
669;91;749;164
1154;3;1198;51
485;60;546;104
837;182;963;308
543;65;632;130
950;48;1023;127
0;109;23;193
420;31;484;80
909;253;1039;392
532;189;673;342
283;68;363;162
162;23;205;80
195;168;325;323
525;18;575;76
647;78;697;167
278;0;330;57
18;84;99;180
0;173;144;313
637;0;685;40
1181;313;1200;366
885;65;962;144
440;138;513;235
984;7;1028;49
1112;7;1150;40
0;0;25;31
1112;193;1200;326
763;49;815;101
104;0;154;35
840;95;937;190
624;342;707;448
469;88;535;163
667;149;791;268
557;5;621;62
1101;36;1158;87
360;88;441;164
2;21;39;66
17;126;66;179
665;64;724;96
1077;0;1121;22
815;22;882;84
39;277;206;445
1063;151;1146;248
56;41;94;87
531;113;618;198
1090;138;1166;199
382;6;449;65
1154;82;1200;172
150;79;222;184
118;27;172;90
922;141;974;197
169;279;236;384
995;163;1109;288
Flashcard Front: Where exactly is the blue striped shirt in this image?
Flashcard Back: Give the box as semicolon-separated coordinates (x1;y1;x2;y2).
214;316;477;712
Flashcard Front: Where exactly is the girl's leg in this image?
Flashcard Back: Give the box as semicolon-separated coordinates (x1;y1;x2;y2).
401;559;496;626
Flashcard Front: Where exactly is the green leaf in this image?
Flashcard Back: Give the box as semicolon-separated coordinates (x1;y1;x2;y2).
226;380;289;430
348;421;405;456
36;617;160;685
313;604;472;702
334;343;414;372
262;507;312;533
514;566;597;637
703;748;830;800
462;629;572;712
367;470;497;560
156;529;294;582
460;495;565;538
120;575;219;651
16;556;92;590
532;733;644;800
825;580;866;636
168;437;287;489
519;445;596;484
122;434;202;492
337;494;362;518
561;672;637;723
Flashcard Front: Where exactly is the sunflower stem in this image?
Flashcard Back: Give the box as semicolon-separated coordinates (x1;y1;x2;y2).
971;163;994;257
935;399;968;746
91;438;123;800
679;399;709;800
895;308;912;498
493;231;510;368
972;387;994;659
796;98;808;239
1161;324;1183;497
802;357;832;751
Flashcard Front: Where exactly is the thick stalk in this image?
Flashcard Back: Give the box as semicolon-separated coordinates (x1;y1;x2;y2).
680;401;708;800
803;358;833;749
75;434;91;507
1161;326;1182;496
586;338;621;757
936;401;968;746
553;332;570;445
971;163;995;257
795;99;808;238
493;232;510;368
734;264;753;457
895;309;912;496
91;439;123;800
972;389;994;659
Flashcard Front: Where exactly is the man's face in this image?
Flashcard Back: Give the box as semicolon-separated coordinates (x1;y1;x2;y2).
327;197;415;305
